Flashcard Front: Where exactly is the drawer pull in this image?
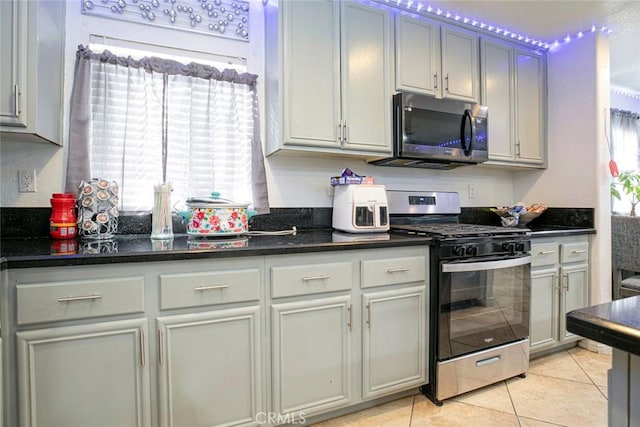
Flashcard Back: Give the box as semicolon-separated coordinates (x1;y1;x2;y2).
476;355;501;367
538;250;556;255
571;250;587;254
302;275;331;282
387;267;411;273
57;294;102;303
194;284;229;291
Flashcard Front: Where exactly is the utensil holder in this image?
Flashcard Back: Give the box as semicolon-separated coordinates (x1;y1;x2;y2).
151;182;174;240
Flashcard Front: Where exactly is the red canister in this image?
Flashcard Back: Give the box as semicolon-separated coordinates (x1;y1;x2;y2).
50;193;77;239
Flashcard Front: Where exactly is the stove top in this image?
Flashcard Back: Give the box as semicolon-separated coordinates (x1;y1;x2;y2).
390;223;529;238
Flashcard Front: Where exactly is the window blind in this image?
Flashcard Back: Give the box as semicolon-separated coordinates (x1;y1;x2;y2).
66;45;269;214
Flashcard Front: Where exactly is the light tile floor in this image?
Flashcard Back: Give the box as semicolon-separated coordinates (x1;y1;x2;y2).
314;347;611;427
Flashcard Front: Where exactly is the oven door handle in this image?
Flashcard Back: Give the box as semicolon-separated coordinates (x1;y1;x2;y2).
442;256;531;273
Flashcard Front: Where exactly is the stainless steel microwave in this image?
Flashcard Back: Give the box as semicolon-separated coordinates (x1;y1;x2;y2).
370;92;488;170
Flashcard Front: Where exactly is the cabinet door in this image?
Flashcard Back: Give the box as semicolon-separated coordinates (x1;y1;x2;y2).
341;1;392;153
529;267;559;351
440;24;478;102
271;296;352;417
0;0;24;126
281;0;341;148
395;14;440;97
515;48;545;164
157;306;263;427
480;38;515;162
560;264;589;341
362;286;426;400
0;0;64;143
16;319;151;427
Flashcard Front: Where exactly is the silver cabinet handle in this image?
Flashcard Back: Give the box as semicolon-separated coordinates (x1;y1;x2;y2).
563;274;569;292
194;284;229;291
387;267;410;273
538;250;556;255
347;304;352;331
57;294;102;302
139;330;145;367
337;122;342;143
366;303;371;327
445;73;449;91
302;275;331;281
433;73;438;90
554;274;560;291
158;329;164;365
14;84;20;117
572;250;588;254
343;120;348;142
516;140;522;156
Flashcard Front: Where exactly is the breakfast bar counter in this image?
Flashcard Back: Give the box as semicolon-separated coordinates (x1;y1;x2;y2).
567;296;640;426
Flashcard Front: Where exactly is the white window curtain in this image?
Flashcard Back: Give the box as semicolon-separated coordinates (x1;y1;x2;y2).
610;108;640;214
65;45;269;213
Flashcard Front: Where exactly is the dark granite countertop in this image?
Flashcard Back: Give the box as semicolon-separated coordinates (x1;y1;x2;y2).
0;206;596;270
0;230;434;269
528;226;597;238
567;296;640;357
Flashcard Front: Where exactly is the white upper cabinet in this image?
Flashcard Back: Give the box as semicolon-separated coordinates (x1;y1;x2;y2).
395;14;478;103
0;0;65;145
440;24;479;102
480;36;546;167
394;15;440;97
266;0;392;157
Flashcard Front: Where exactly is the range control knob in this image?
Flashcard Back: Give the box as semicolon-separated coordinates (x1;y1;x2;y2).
515;242;526;252
453;246;467;257
502;242;516;254
466;246;478;256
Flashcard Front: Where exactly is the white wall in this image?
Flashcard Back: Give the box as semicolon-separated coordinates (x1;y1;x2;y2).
0;1;514;208
514;33;612;306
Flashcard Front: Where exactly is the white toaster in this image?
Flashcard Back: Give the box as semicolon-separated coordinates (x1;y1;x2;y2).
332;185;390;233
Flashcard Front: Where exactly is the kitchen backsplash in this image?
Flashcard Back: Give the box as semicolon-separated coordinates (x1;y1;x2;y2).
1;207;594;239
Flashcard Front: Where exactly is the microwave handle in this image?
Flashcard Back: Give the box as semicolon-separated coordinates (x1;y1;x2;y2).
461;109;474;156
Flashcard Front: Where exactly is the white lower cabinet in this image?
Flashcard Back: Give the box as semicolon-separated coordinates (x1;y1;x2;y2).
157;306;263;427
267;247;428;422
271;296;353;416
16;319;151;427
362;286;426;399
530;236;590;354
4;247;428;426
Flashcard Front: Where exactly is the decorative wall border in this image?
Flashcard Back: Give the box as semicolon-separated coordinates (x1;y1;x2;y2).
81;0;250;41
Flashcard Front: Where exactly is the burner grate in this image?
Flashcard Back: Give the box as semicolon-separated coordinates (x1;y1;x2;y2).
390;223;529;238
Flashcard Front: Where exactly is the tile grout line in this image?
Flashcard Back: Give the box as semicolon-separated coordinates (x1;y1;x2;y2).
567;349;611;400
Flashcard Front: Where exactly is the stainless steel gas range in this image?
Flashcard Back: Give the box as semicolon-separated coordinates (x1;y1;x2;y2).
387;190;531;405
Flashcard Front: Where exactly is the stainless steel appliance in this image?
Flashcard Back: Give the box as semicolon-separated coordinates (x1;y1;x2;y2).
387;190;530;405
370;93;488;170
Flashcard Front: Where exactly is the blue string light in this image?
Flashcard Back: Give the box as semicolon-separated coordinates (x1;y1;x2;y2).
370;0;613;50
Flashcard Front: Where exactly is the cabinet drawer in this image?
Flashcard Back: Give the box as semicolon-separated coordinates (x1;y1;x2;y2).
561;243;589;264
17;277;145;325
531;243;559;267
361;256;426;288
271;261;353;298
159;269;260;310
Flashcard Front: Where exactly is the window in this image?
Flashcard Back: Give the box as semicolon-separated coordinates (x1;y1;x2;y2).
610;108;640;214
65;44;269;214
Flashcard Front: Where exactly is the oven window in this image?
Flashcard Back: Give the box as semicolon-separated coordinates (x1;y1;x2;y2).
404;108;464;149
438;260;530;360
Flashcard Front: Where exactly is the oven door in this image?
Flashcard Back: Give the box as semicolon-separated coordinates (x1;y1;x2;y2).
438;255;531;360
